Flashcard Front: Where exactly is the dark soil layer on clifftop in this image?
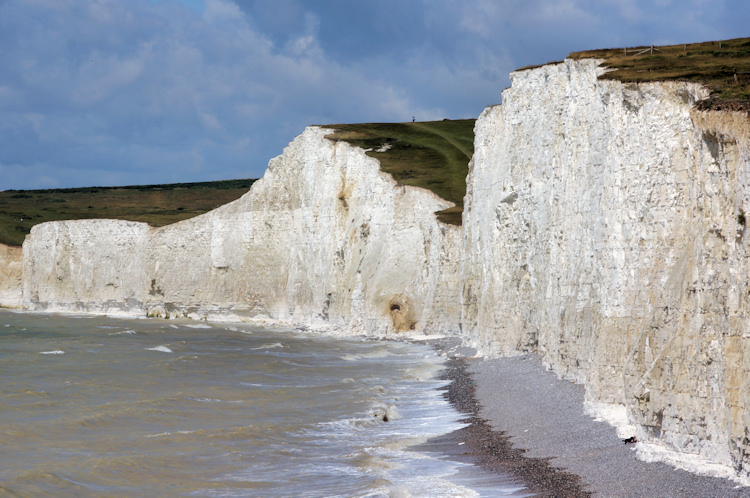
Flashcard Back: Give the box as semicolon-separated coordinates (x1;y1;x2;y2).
567;37;750;111
0;179;256;247
324;119;475;226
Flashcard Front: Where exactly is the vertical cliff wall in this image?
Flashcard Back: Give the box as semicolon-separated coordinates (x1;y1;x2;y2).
22;127;462;335
12;56;750;481
0;243;22;308
462;58;750;478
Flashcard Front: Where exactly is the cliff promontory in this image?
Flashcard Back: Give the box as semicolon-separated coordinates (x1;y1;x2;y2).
20;127;461;335
4;50;750;482
462;57;750;479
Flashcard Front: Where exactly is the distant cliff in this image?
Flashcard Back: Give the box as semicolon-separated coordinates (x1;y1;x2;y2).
20;128;461;335
5;57;750;482
0;243;21;307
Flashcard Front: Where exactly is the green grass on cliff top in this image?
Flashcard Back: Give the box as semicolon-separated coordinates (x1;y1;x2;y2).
0;119;476;246
324;119;475;226
0;179;256;247
566;37;750;111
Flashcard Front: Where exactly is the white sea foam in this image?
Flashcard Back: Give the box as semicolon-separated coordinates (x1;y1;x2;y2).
108;330;136;336
341;349;392;361
403;362;444;382
39;350;64;355
251;342;284;350
146;430;196;438
185;324;212;329
145;345;173;353
189;397;244;404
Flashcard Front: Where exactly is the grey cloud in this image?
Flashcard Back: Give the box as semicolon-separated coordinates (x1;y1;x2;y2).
0;0;441;189
1;0;748;190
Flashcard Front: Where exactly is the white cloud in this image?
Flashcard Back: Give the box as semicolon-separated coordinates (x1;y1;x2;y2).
0;0;451;188
203;0;243;23
0;0;747;189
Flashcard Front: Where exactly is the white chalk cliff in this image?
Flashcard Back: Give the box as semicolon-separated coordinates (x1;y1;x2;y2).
5;57;750;481
0;243;22;308
20;128;462;336
462;59;750;480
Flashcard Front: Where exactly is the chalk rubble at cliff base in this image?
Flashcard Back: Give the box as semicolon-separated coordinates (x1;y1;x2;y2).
3;56;750;484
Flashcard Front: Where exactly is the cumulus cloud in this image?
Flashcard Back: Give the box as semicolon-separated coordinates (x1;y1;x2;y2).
0;0;443;188
1;0;748;189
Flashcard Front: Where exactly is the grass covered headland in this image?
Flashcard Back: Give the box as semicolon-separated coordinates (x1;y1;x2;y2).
0;179;256;247
325;119;475;226
10;37;745;244
0;119;476;247
568;37;750;112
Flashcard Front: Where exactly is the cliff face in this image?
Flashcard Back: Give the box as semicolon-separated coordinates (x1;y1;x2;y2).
0;243;22;308
11;58;750;480
22;127;462;335
462;59;750;478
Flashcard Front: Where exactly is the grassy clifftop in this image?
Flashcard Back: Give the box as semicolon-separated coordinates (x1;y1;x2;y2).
1;119;476;246
0;179;256;247
568;37;750;111
325;119;475;225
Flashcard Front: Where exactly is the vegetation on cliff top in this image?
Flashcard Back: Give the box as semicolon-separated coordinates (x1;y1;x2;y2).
1;118;476;246
324;119;475;226
568;37;750;112
0;179;256;247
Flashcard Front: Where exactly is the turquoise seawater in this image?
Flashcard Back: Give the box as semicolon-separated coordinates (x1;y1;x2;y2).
0;309;524;496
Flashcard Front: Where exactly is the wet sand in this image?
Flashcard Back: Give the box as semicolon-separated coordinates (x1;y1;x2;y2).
424;338;748;496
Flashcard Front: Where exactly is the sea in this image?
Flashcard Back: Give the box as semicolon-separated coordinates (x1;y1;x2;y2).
0;309;526;497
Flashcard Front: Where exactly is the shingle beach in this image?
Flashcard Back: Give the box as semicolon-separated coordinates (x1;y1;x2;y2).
426;339;749;497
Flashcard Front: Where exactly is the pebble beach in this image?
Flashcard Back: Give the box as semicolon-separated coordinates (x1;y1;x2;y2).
426;339;750;497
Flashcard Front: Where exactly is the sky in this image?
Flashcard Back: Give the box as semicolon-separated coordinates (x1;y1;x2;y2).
1;0;748;190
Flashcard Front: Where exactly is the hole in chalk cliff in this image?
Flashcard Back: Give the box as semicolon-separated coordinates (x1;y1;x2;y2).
388;297;415;332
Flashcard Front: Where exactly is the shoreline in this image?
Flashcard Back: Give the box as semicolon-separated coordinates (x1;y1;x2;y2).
429;346;749;497
7;308;750;495
431;354;591;497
